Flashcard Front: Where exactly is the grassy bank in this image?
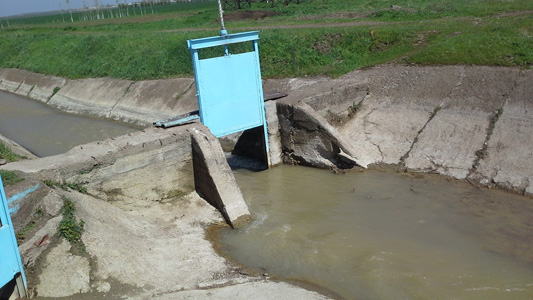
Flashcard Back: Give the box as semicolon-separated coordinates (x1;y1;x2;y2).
0;142;25;185
0;0;531;79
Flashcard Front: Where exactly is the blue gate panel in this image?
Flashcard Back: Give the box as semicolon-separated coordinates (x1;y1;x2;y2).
187;30;271;165
197;52;264;137
0;226;20;286
0;176;26;290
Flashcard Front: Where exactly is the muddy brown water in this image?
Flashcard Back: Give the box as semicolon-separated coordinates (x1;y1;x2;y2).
219;165;533;300
2;90;533;299
0;91;139;157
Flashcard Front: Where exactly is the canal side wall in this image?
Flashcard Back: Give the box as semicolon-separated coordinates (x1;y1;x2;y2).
2;125;196;212
0;68;198;127
267;66;533;197
1;66;532;197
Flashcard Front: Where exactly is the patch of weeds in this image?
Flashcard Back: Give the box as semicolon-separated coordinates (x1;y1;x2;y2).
370;30;403;52
63;25;77;31
0;170;24;186
16;208;45;243
348;102;361;113
312;32;344;54
43;179;88;194
0;142;26;162
51;86;61;97
57;196;85;245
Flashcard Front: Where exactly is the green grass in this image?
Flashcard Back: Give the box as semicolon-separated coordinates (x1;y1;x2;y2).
0;142;26;162
0;170;24;186
16;208;44;242
57;196;85;245
43;179;88;194
0;0;531;79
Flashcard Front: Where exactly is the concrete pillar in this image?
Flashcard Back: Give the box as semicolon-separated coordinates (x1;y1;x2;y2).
190;126;250;228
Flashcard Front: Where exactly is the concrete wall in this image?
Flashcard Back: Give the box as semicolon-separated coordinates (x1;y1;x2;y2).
0;68;198;127
190;127;250;228
2;66;531;196
2;122;250;228
272;66;533;197
2;125;196;207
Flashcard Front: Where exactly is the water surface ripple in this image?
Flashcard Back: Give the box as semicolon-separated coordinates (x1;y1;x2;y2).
220;165;533;300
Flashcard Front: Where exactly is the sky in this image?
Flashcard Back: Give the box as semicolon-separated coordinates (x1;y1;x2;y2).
0;0;134;18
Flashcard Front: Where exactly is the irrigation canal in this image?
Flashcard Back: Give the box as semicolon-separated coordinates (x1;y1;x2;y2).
1;90;533;300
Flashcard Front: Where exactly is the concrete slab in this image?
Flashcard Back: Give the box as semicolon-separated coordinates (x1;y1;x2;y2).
339;97;438;166
74;190;229;294
0;68;24;93
190;126;250;227
277;101;363;169
471;70;533;193
0;69;67;101
1;125;191;177
152;281;331;300
36;239;91;298
110;78;198;126
264;76;368;124
406;67;521;179
48;78;133;119
338;66;462;166
0;68;7;82
19;216;61;268
265;101;283;166
405;109;490;179
27;74;67;103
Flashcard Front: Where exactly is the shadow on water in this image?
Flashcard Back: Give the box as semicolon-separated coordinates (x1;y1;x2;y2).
225;153;268;171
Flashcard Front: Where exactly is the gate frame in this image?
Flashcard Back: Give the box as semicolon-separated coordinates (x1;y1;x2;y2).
187;30;271;166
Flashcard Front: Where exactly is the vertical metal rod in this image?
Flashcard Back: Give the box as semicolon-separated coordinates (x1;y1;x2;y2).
217;0;226;31
252;39;271;167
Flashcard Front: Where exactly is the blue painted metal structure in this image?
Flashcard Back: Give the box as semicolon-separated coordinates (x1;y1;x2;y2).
0;175;27;293
187;31;270;165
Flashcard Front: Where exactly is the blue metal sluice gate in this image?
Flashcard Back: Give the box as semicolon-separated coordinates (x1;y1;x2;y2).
154;29;271;165
188;30;270;165
0;174;27;296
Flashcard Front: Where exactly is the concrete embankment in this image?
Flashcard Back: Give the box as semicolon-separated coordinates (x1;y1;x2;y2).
263;65;533;197
1;65;531;195
1;123;328;299
0;67;331;299
0;68;198;126
1;65;531;298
